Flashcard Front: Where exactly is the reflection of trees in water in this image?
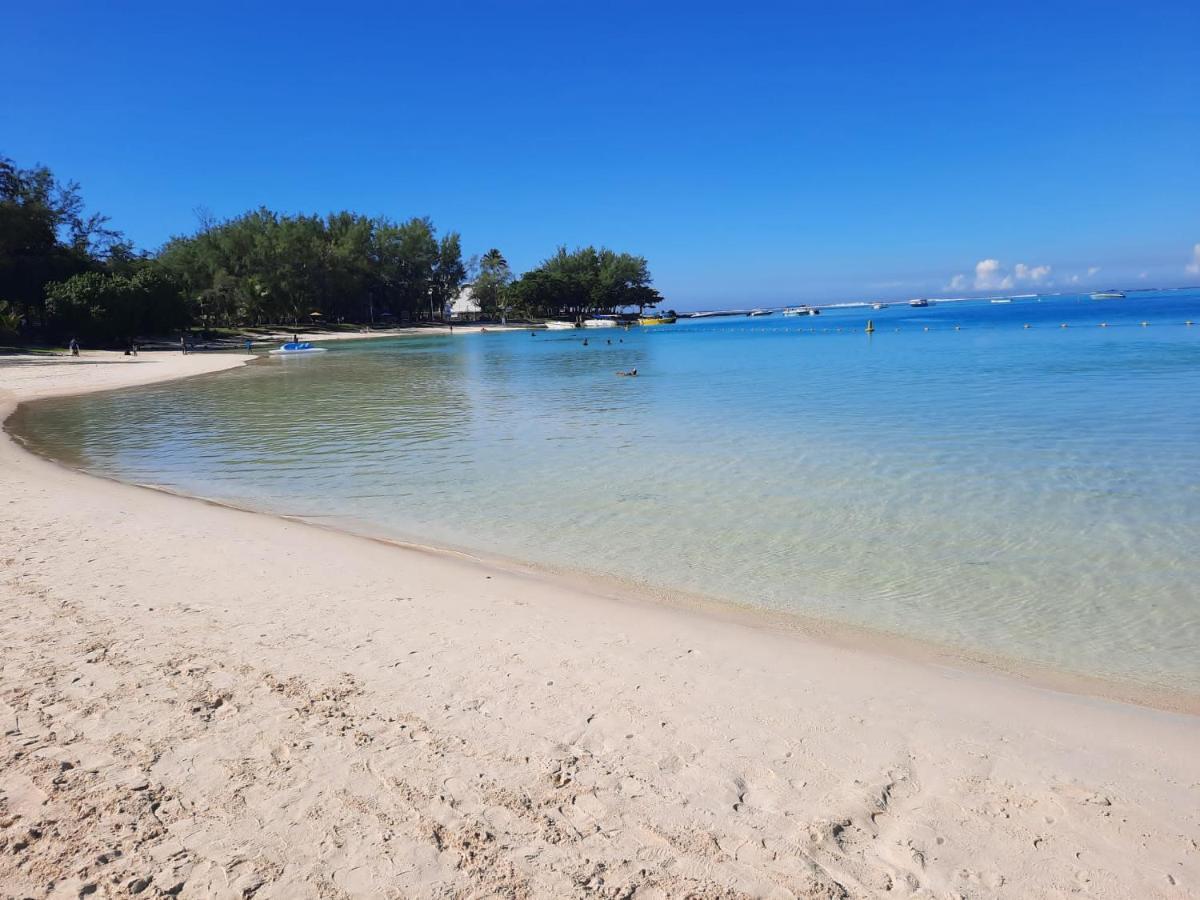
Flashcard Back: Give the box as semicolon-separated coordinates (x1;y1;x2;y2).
19;343;474;489
183;345;475;466
17;330;660;517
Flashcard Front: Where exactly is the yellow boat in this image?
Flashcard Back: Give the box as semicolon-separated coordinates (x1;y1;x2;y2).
638;314;677;325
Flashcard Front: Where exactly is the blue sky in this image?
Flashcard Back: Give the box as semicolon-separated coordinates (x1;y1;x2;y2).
4;0;1198;307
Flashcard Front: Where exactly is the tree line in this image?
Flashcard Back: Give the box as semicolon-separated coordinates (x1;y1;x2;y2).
1;154;663;346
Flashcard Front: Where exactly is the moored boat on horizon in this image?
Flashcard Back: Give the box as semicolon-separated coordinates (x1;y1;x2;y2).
639;313;678;325
782;306;820;317
1090;290;1126;300
909;298;930;307
543;320;579;330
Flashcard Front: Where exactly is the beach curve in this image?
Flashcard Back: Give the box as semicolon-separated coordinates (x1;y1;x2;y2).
2;351;1198;898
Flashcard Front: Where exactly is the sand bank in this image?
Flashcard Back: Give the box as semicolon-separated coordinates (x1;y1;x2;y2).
1;352;1197;898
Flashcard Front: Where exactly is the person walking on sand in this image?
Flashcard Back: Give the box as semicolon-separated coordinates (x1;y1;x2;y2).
245;338;254;354
180;335;187;355
69;338;79;357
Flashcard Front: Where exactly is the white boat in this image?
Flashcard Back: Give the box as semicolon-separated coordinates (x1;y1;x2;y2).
747;308;773;317
991;298;1012;304
782;306;820;317
543;320;579;330
872;302;888;310
909;298;930;307
269;341;327;355
583;315;621;328
1090;290;1126;300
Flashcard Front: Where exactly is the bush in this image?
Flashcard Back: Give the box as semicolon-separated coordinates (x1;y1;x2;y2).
44;267;189;344
0;300;21;338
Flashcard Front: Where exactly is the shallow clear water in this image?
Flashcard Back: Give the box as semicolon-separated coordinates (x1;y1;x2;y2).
12;291;1200;692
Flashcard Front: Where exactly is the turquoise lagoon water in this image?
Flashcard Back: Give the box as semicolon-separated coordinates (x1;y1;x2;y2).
12;292;1200;693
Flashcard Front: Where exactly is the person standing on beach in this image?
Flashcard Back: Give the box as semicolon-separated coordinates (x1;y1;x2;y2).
245;338;254;354
69;338;79;357
180;335;187;355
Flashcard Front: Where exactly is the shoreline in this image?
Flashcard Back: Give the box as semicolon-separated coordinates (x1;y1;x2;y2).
2;351;1198;897
255;323;536;343
6;353;1195;716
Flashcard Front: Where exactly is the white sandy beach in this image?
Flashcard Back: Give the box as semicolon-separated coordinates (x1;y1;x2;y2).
1;352;1197;899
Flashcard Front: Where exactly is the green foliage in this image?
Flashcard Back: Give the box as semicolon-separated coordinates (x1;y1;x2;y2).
473;249;513;320
157;210;467;325
0;156;123;325
0;300;21;338
507;246;662;319
0;154;664;340
44;268;188;343
431;233;467;316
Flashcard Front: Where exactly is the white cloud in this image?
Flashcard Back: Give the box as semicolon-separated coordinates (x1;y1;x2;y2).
1087;266;1101;276
974;258;1012;290
1014;263;1052;284
1068;274;1081;284
1187;243;1200;275
949;257;1058;293
1139;271;1148;279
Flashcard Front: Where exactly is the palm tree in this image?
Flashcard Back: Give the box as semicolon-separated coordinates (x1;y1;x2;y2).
477;250;513;324
480;248;507;269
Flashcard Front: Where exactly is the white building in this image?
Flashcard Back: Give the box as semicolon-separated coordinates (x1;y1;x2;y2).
446;283;481;321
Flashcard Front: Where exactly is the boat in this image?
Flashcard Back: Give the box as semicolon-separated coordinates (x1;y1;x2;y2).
1090;290;1126;300
269;341;327;355
638;313;677;325
583;315;622;328
747;309;773;317
908;298;930;307
782;306;820;317
543;320;579;330
872;302;888;310
991;298;1012;304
